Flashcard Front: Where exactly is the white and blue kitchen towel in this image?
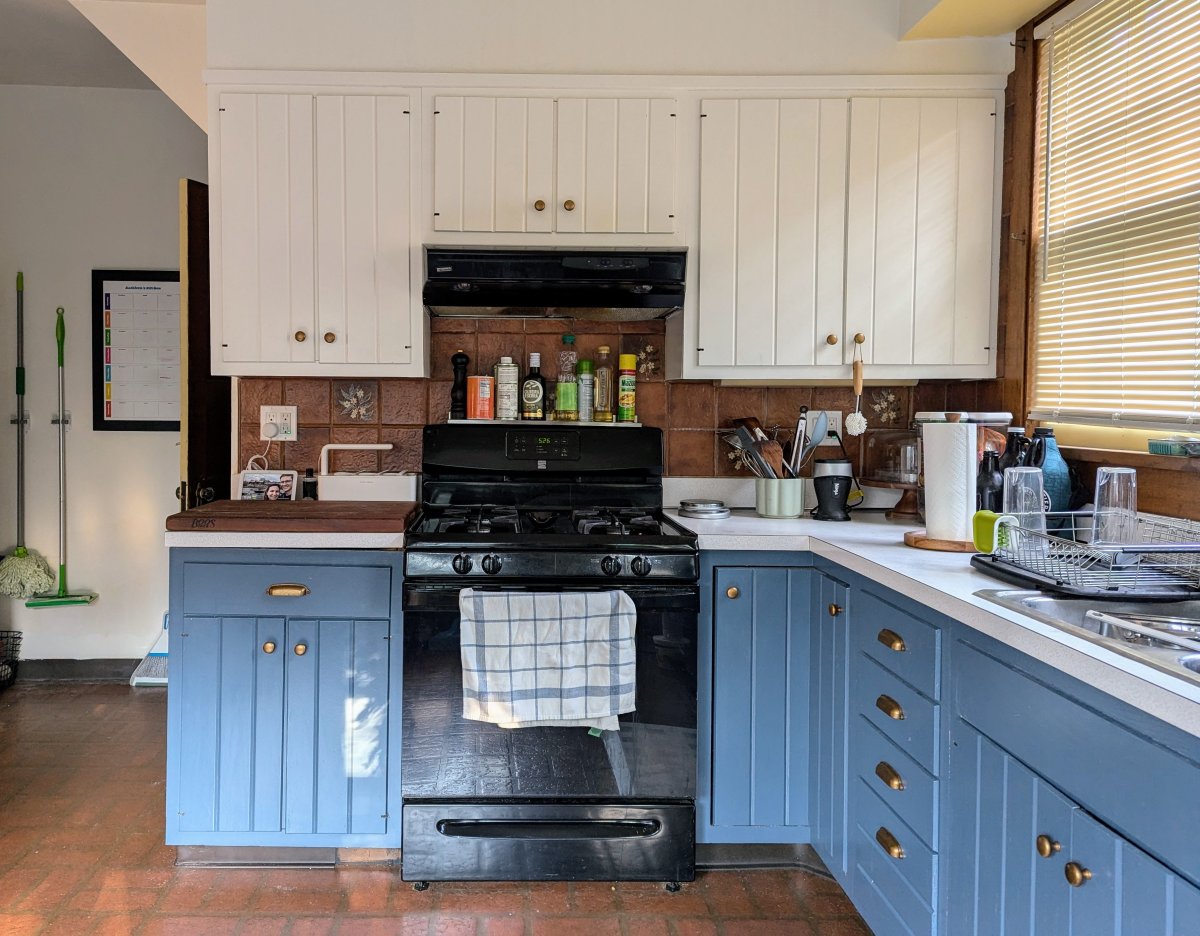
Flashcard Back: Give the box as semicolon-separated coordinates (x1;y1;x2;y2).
458;588;637;731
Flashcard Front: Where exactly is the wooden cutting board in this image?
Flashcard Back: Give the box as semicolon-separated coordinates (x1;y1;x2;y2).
166;500;419;532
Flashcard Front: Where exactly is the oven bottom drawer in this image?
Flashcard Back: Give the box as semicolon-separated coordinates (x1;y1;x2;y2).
402;801;695;883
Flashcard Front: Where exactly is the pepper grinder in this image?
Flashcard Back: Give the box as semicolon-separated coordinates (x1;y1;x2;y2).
450;350;470;420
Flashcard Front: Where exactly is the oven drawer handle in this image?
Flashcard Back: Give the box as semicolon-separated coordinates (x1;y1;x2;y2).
266;583;310;598
435;818;661;840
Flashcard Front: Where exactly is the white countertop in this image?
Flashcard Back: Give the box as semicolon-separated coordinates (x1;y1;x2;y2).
668;508;1200;736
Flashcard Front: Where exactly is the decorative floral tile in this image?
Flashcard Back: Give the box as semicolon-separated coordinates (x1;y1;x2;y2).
333;381;378;424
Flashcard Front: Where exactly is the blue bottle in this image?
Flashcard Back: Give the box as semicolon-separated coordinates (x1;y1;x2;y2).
1025;427;1071;528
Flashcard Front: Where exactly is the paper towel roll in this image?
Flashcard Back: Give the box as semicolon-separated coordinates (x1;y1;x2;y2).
922;422;977;542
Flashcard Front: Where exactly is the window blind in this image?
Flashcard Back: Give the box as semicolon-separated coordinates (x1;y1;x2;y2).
1030;0;1200;429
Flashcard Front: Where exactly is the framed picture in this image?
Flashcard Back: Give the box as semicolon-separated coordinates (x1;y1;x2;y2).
91;269;181;432
236;470;299;502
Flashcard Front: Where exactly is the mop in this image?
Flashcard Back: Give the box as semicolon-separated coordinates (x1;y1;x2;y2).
0;273;54;599
130;612;169;687
26;307;96;608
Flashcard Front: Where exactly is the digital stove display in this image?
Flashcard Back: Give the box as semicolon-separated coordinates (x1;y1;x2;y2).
506;430;580;461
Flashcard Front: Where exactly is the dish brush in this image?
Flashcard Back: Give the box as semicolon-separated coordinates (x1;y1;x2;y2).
846;358;867;436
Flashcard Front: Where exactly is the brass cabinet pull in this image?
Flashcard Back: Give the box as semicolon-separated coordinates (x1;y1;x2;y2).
828;603;843;616
266;583;310;598
826;334;839;345
875;761;905;791
876;694;905;720
534;199;546;211
294;330;307;343
878;628;907;653
294;643;308;656
854;332;866;345
563;199;576;211
726;586;740;599
876;827;905;860
1036;834;1062;859
1065;861;1092;887
323;331;336;343
262;641;277;654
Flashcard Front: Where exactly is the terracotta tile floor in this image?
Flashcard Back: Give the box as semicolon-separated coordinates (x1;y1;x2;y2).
0;683;870;935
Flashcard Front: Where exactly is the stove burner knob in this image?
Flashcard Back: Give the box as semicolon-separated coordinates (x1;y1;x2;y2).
481;554;503;575
452;553;474;575
601;555;622;577
631;556;652;577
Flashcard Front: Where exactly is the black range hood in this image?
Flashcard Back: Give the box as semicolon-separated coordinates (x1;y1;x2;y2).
423;247;686;321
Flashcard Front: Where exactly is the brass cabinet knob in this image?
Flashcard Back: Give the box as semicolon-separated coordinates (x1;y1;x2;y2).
875;827;905;860
828;603;842;616
294;330;307;343
826;334;839;346
726;586;740;599
877;628;907;653
875;761;905;791
1065;861;1092;887
323;331;336;343
563;199;576;211
1036;834;1062;859
876;693;905;721
534;199;546;211
262;641;277;654
854;332;866;344
266;583;310;598
294;643;308;656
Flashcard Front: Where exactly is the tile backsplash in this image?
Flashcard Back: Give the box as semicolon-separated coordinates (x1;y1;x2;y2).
237;318;999;478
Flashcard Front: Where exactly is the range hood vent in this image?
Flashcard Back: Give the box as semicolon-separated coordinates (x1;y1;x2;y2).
423;247;686;321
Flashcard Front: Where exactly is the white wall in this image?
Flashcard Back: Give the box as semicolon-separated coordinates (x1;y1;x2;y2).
207;0;1014;75
0;85;207;659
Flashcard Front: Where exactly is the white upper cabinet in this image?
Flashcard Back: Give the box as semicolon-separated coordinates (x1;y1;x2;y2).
432;95;677;234
696;98;848;369
845;97;997;368
212;90;422;377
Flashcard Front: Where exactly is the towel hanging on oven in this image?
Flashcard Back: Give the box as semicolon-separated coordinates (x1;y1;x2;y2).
458;588;637;731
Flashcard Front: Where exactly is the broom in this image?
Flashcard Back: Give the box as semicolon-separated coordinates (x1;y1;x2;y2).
0;273;54;599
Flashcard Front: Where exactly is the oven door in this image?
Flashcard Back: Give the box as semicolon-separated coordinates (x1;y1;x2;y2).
400;580;698;881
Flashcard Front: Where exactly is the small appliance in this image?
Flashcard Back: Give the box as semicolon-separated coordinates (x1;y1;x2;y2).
812;458;853;521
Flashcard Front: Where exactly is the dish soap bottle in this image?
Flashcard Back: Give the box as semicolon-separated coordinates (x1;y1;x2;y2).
555;334;578;422
520;352;546;421
1026;426;1071;516
592;346;614;422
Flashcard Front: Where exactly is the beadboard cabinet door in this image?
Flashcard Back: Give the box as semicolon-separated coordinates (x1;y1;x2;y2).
810;570;852;879
432;94;676;234
844;96;997;369
696;98;848;369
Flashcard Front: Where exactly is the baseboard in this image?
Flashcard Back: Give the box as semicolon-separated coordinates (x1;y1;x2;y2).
696;843;831;877
18;658;140;682
175;846;337;868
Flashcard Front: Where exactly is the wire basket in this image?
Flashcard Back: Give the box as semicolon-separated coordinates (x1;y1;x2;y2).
0;630;22;692
971;512;1200;600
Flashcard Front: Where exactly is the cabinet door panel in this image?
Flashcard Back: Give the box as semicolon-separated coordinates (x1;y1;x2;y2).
252;619;286;832
493;98;530;232
216;619;259;832
615;98;650;232
555;98;586;234
646;99;677;233
462;96;498;232
525;98;556;233
697;100;739;367
284;619;320;834
583;98;619;233
952;98;998;367
373;95;413;365
432;96;465;231
811;573;850;876
175;617;223;832
733;100;781;367
348;619;391;834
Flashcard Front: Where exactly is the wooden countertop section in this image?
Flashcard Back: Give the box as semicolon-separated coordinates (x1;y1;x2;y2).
166;500;419;533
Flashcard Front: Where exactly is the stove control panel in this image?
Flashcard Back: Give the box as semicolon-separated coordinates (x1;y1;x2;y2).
481;554;503;575
631;556;653;577
601;555;622;577
507;430;581;461
406;550;697;583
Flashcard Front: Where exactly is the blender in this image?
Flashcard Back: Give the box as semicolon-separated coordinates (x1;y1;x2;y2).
812;458;853;522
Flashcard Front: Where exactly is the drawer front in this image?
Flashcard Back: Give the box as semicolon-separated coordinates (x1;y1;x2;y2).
854;654;940;775
855;590;942;698
851;716;938;851
182;561;392;619
851;778;936;935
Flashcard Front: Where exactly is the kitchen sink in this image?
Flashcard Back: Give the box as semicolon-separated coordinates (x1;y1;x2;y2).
976;589;1200;688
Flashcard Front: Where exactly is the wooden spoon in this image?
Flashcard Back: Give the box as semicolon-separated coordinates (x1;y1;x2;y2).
754;440;787;479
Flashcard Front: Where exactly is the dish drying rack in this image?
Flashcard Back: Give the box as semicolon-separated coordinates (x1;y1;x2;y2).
971;512;1200;600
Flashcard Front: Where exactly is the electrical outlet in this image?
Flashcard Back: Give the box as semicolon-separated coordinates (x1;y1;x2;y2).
260;405;298;442
817;410;843;446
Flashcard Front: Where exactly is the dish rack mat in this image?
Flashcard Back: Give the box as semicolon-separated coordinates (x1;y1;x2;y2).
971;512;1200;599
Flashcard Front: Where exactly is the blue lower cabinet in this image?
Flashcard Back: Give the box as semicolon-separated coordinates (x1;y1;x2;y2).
811;569;851;878
699;554;811;844
166;549;403;847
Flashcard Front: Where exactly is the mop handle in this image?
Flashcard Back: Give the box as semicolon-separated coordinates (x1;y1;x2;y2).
15;274;24;546
56;307;67;594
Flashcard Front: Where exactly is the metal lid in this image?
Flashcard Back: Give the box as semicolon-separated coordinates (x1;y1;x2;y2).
914;411;968;422
680;498;725;510
812;458;853;478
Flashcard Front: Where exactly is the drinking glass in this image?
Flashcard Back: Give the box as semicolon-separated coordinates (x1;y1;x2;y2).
1003;466;1047;551
1091;467;1138;545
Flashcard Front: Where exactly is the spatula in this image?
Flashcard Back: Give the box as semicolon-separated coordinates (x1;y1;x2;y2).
754;439;787;479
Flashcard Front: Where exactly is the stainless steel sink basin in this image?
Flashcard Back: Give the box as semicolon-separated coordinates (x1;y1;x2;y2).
976;589;1200;688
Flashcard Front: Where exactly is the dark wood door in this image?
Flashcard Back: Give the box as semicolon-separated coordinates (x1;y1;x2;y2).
179;178;230;510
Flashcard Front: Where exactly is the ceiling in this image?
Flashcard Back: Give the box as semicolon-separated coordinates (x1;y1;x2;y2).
0;0;199;89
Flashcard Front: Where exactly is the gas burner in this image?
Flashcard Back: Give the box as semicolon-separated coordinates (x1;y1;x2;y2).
432;506;519;534
571;509;663;536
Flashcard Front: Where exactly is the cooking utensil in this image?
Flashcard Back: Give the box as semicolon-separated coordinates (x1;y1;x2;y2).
732;417;769;441
787;407;809;477
797;410;828;471
755;439;787;479
846;357;867;436
736;426;775;478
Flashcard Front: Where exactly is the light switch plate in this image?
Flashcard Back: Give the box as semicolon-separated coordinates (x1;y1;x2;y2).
260;405;298;442
817;410;843;446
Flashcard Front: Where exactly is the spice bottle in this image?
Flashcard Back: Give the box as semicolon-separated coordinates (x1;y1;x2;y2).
555;335;579;422
301;468;318;501
520;352;546;421
616;353;638;423
494;356;520;421
577;359;594;423
593;346;614;422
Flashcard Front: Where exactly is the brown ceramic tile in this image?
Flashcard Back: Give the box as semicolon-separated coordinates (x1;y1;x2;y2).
667;383;716;429
476;331;527;376
430;333;478;381
476;318;525;334
635;382;667;429
716;387;766;429
331;380;380;425
566;320;617;335
284;379;331;425
381;426;424;473
281;426;330;475
863;386;909;429
524;334;563;379
237;378;282;425
811;386;855;418
428;381;453;423
523;318;569;334
572;333;620;369
619;333;665;382
668;430;716;476
944;381;979;412
913;381;948;415
330;425;382;472
717;435;756;478
762;388;812;430
239;425;282;471
429;317;478;334
619;320;666;334
380;380;428;426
